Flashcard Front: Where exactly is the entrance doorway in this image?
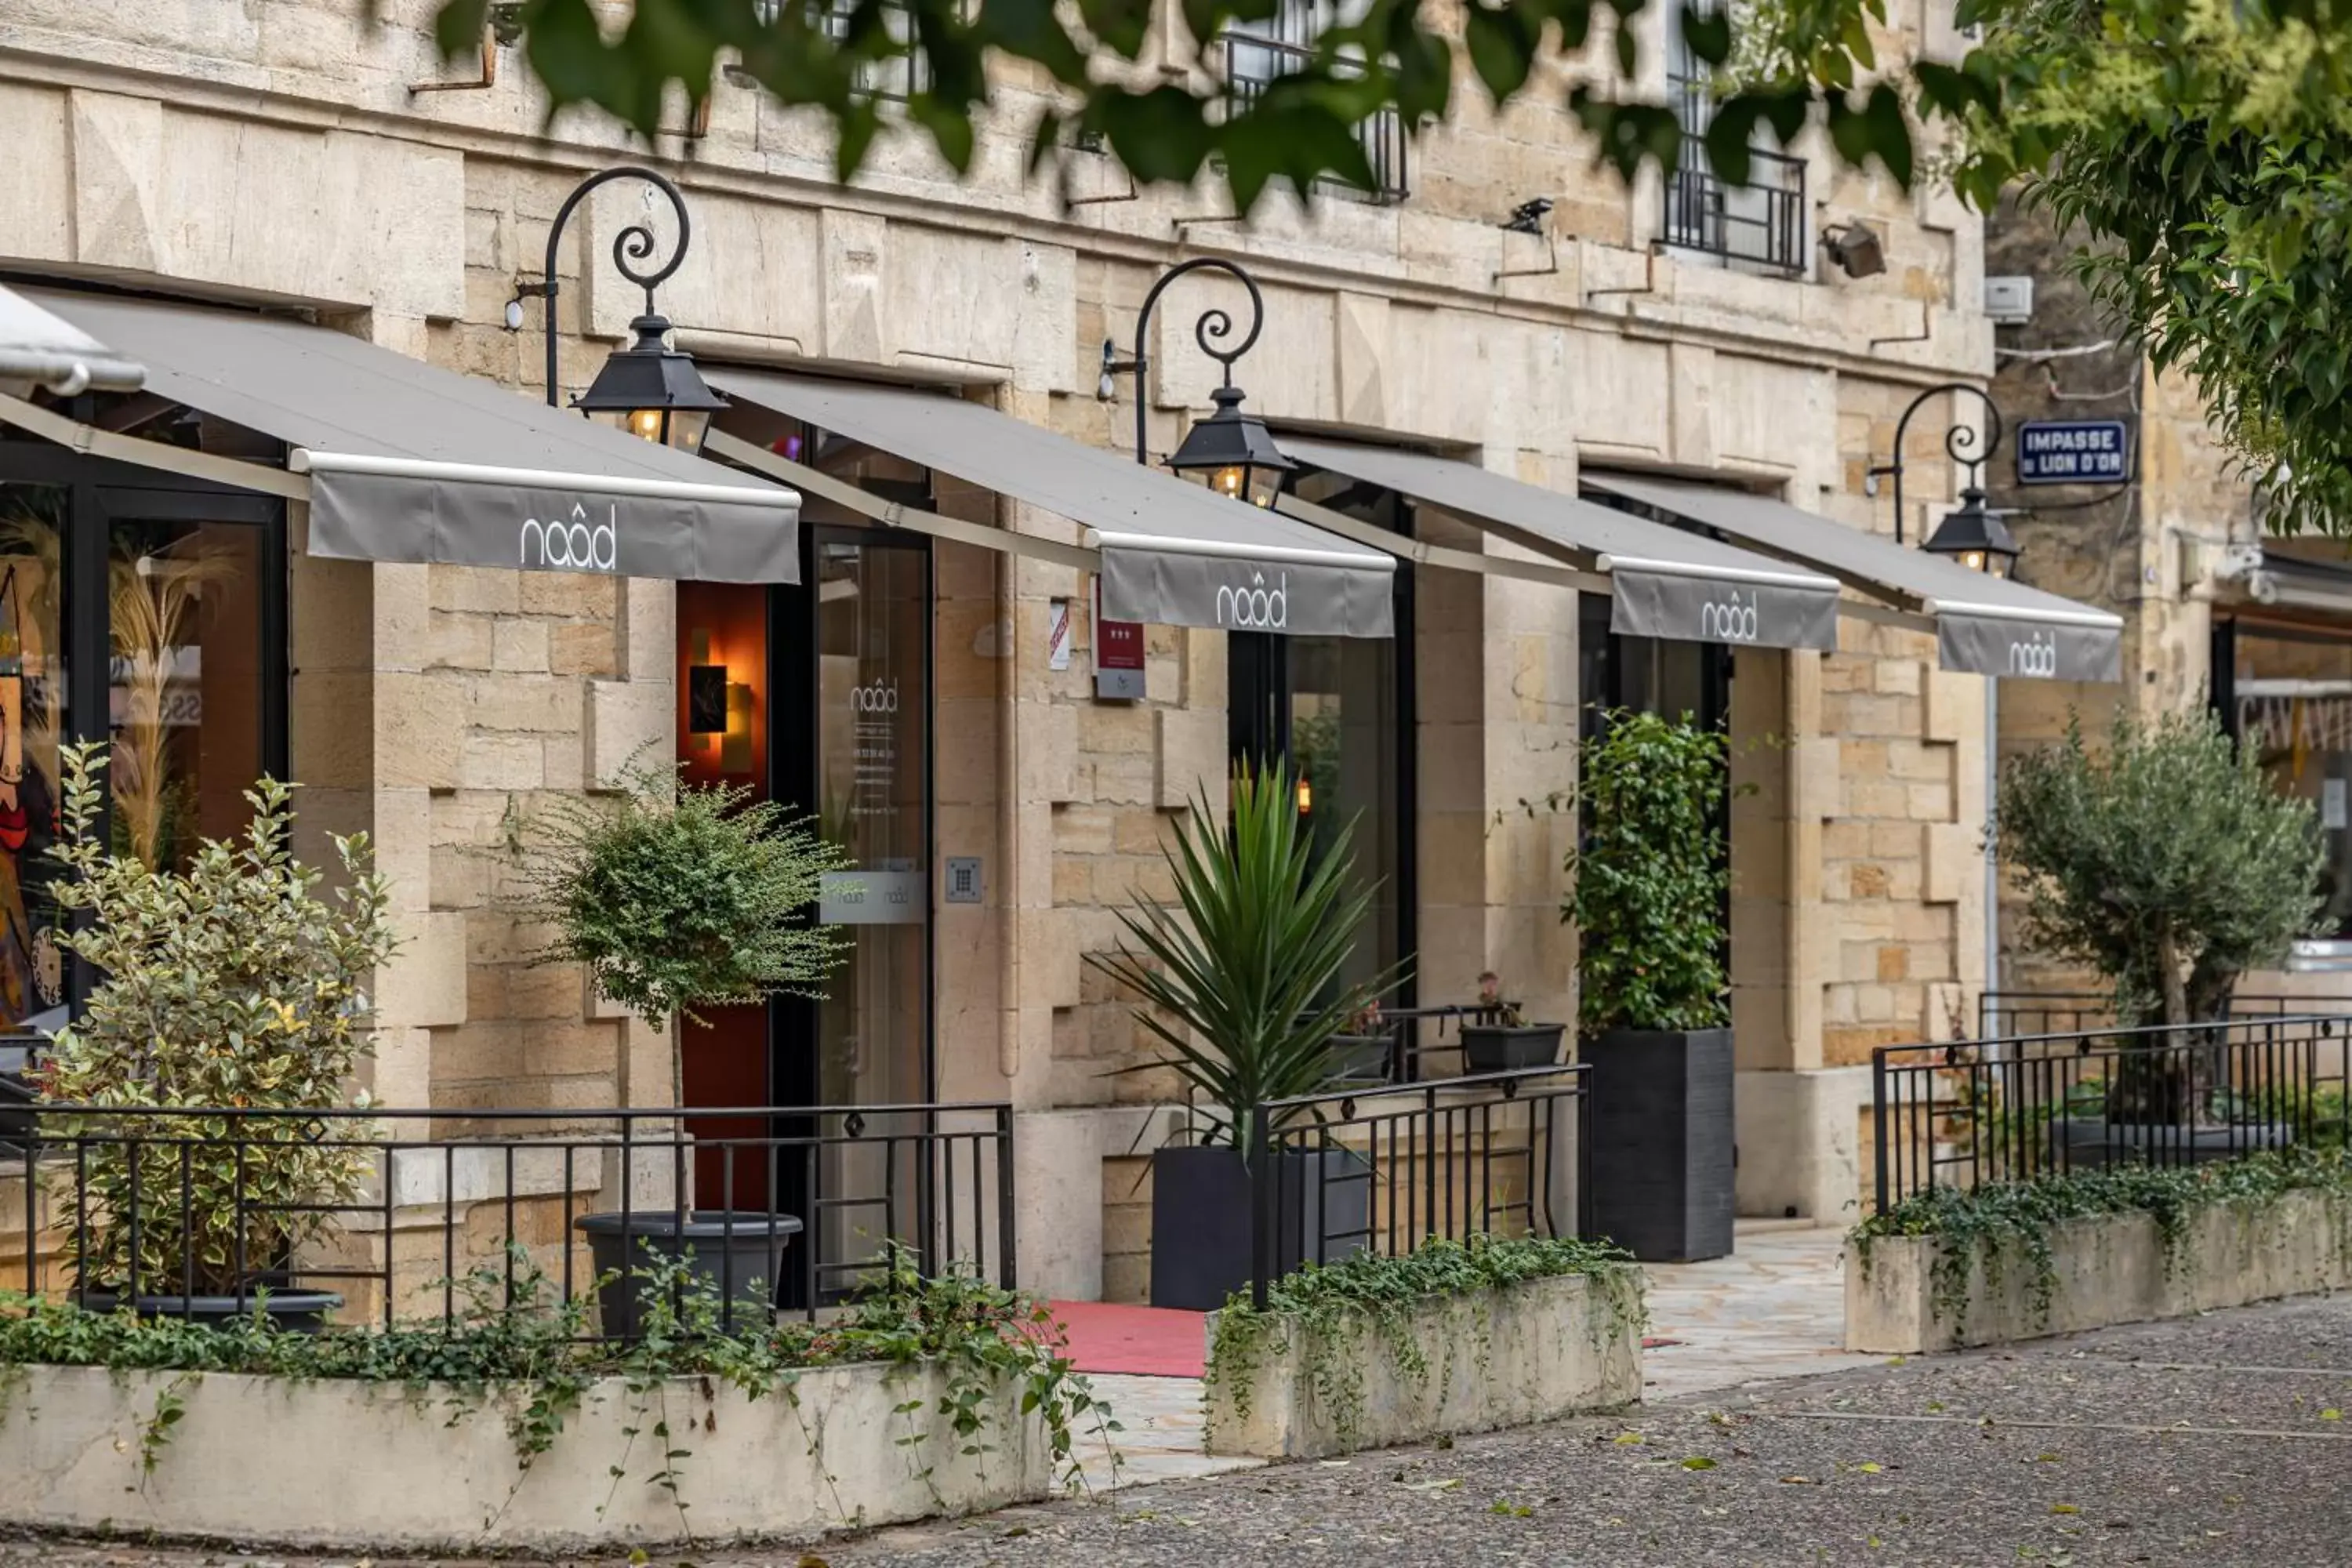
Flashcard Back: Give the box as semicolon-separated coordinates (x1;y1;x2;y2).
674;459;933;1287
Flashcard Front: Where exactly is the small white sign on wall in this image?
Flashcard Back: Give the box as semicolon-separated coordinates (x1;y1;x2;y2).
2325;777;2347;831
1047;597;1073;671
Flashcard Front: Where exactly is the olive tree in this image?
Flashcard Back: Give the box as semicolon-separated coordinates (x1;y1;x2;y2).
1996;707;2325;1040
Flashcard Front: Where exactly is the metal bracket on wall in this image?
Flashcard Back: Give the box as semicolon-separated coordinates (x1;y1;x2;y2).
408;5;526;96
1493;230;1563;285
1583;247;1661;304
1870;301;1933;350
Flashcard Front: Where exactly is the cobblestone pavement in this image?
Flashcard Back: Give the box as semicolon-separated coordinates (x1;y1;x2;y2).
9;1292;2352;1567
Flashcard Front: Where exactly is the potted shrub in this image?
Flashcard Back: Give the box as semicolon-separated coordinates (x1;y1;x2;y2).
1566;709;1736;1263
1088;760;1406;1311
1998;710;2324;1165
518;763;851;1336
36;742;398;1329
1458;970;1566;1073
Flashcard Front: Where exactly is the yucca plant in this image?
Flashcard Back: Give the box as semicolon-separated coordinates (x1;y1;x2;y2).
1087;760;1405;1151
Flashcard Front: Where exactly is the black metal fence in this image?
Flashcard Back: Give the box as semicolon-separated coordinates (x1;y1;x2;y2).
3;1100;1014;1339
1976;989;2321;1039
1871;1014;2351;1210
1244;1062;1592;1307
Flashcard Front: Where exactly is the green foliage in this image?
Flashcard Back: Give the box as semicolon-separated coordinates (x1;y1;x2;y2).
1563;710;1731;1035
514;760;851;1025
1930;0;2352;533
1204;1233;1640;1450
413;0;1927;211
0;1244;1116;1495
35;742;399;1297
1995;710;2324;1027
1851;1145;2352;1327
1085;761;1405;1148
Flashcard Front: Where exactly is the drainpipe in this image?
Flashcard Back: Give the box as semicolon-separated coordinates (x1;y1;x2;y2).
1785;652;1806;1062
997;544;1022;1083
1984;673;2002;1042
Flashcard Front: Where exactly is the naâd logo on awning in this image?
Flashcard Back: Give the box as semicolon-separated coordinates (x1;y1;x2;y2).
519;502;618;572
2008;630;2059;678
1216;569;1288;630
1698;588;1759;643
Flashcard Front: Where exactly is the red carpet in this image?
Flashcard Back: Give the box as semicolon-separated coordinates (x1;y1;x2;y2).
1045;1300;1685;1377
1047;1300;1209;1377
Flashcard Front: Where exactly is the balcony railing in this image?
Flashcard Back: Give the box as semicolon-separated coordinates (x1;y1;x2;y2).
1664;135;1807;275
1221;32;1409;205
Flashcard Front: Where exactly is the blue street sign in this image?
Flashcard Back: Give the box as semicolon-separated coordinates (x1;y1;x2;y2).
2015;420;2130;485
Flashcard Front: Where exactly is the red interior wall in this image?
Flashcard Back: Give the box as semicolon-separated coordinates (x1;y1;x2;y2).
675;582;773;1210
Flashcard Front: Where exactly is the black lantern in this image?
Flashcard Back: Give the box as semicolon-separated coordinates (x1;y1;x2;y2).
571;312;728;454
1164;380;1296;508
521;165;724;453
1866;381;2018;575
1922;485;2021;578
1103;256;1295;506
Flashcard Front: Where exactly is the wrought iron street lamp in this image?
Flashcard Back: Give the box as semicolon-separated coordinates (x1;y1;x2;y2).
1100;257;1295;504
1868;382;2020;577
516;165;727;455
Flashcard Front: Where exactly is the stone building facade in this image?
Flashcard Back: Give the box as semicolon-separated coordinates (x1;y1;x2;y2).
0;0;2043;1296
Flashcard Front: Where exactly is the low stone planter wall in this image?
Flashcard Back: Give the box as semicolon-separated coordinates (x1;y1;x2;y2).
1846;1189;2352;1355
1203;1266;1642;1458
0;1359;1049;1551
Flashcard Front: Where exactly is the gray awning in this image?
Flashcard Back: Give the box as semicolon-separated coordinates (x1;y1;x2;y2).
1281;437;1839;652
0;284;144;394
707;368;1393;637
26;289;800;584
1584;473;2124;682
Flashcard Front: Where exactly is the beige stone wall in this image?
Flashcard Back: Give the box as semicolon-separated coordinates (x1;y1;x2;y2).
0;0;1997;1278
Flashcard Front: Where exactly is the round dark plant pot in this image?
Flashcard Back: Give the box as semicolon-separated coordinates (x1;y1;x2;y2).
575;1210;802;1340
72;1288;345;1334
1460;1023;1565;1074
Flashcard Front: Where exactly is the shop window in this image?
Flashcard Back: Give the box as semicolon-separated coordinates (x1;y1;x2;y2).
0;411;287;1033
0;483;66;1028
2223;622;2352;938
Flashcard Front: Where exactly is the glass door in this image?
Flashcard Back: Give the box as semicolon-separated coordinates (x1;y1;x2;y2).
808;528;931;1111
771;510;932;1300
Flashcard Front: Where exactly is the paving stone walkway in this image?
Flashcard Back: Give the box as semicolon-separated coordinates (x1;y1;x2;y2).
1068;1218;1867;1488
1640;1220;1882;1399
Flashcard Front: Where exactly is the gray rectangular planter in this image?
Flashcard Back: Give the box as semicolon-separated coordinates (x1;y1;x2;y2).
1150;1144;1370;1311
1461;1023;1565;1074
1584;1026;1734;1262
